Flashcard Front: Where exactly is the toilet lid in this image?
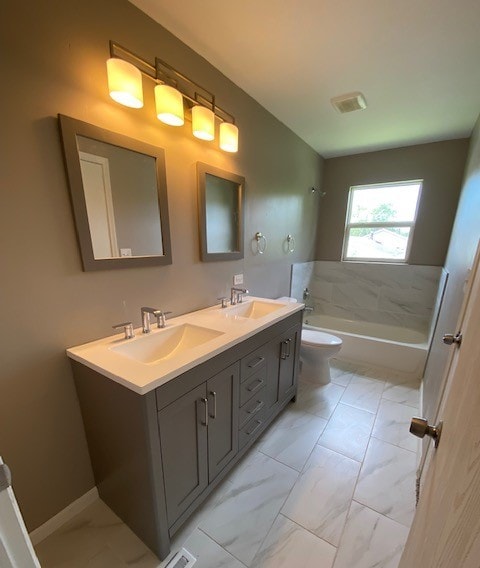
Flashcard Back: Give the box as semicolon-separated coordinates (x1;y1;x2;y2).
302;329;342;347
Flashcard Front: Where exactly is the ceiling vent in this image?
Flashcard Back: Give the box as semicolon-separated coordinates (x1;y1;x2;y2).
331;92;367;114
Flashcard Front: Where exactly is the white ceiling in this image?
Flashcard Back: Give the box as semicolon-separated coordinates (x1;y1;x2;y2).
130;0;480;157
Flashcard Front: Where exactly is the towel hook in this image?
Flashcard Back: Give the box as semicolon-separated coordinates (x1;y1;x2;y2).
286;234;295;253
255;232;267;254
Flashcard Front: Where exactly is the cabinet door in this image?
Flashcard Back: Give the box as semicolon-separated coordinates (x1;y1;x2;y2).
158;383;208;527
278;327;299;402
207;363;239;482
264;340;281;412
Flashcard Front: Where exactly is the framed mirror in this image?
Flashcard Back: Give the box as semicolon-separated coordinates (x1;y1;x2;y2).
58;115;172;271
197;163;245;262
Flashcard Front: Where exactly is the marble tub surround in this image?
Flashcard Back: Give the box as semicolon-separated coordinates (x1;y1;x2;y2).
35;361;418;568
291;260;442;335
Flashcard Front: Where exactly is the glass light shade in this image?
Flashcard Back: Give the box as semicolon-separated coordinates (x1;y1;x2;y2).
154;85;184;126
106;58;143;109
192;106;215;141
219;122;239;153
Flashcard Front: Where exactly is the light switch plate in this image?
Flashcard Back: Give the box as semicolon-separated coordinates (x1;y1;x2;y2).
233;273;244;285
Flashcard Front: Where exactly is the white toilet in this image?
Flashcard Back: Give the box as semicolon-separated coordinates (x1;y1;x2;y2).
275;297;342;384
300;328;342;384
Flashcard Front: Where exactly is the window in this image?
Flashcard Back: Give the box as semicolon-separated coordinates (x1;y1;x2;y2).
342;180;422;262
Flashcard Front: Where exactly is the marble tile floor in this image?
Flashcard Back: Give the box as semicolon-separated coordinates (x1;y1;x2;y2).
35;360;420;568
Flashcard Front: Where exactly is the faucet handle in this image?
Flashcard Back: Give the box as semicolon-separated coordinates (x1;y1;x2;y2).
217;297;230;308
112;321;134;339
237;288;249;304
156;310;172;329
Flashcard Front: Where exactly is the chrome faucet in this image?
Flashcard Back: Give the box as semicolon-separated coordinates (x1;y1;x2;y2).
141;307;172;333
230;287;249;305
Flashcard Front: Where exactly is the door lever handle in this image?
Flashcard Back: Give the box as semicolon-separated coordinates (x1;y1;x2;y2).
410;417;443;448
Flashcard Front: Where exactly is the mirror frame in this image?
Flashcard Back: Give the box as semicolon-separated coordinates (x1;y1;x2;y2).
197;162;245;262
58;114;172;271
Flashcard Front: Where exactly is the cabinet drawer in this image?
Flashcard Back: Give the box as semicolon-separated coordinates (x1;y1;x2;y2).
239;406;269;449
238;386;267;429
240;370;267;406
240;345;267;383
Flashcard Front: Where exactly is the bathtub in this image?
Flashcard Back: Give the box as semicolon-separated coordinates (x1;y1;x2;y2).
303;314;428;378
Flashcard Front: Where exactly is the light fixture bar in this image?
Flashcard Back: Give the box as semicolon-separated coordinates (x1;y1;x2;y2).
109;42;235;124
107;41;238;151
109;41;156;80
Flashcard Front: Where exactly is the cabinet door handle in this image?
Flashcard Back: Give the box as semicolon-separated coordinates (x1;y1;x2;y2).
248;356;265;369
245;419;263;437
209;390;217;419
246;377;264;393
201;397;209;426
280;341;287;360
247;400;265;415
286;338;292;358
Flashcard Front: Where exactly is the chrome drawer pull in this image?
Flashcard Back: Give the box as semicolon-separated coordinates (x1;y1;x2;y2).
209;390;217;419
247;400;265;415
246;378;264;392
248;356;265;369
201;397;209;426
246;419;263;436
286;338;292;358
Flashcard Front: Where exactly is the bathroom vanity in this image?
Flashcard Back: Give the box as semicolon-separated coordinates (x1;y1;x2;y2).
68;298;303;560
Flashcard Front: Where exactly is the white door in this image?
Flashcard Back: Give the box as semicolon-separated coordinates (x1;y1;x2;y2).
399;244;480;567
79;151;118;259
0;458;40;567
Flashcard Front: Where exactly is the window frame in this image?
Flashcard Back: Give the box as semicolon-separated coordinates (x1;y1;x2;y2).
342;179;423;264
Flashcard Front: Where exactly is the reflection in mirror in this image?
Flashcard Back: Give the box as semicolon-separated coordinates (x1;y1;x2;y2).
77;136;163;259
197;163;245;262
59;115;172;271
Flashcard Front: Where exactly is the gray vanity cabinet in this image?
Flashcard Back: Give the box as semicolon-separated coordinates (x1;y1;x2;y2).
159;363;239;527
71;310;302;561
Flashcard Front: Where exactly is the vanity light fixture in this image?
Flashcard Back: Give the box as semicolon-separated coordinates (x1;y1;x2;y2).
106;58;144;109
106;41;238;152
154;84;184;126
192;105;215;140
219;122;239;153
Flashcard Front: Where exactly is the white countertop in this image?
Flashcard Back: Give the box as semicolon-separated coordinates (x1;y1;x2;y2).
67;297;304;395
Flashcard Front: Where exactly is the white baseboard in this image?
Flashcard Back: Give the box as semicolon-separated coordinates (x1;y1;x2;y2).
29;487;99;545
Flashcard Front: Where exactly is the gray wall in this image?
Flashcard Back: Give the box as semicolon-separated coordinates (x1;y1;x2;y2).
422;115;480;426
316;140;469;265
0;0;323;530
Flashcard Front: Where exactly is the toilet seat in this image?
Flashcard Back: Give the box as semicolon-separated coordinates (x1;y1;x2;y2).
302;329;342;347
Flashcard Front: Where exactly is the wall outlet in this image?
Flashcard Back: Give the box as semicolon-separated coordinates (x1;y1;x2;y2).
233;273;244;285
120;248;132;257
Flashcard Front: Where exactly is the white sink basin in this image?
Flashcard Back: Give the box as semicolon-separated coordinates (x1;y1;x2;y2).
111;324;224;364
222;300;286;319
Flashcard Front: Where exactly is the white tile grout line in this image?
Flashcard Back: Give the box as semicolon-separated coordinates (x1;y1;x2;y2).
195;526;249;567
